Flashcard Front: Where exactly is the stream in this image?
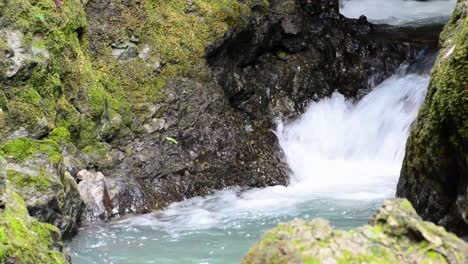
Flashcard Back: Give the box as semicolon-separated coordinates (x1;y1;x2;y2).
68;1;457;263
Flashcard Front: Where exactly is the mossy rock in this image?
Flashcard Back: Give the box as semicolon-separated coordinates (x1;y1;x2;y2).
0;157;67;263
244;199;468;264
0;131;85;236
397;0;468;235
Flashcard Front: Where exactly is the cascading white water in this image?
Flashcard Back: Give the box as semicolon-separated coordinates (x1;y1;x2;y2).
277;73;428;199
69;71;430;264
341;0;457;24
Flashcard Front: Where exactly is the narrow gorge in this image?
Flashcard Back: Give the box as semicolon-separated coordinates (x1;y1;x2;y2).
0;0;466;263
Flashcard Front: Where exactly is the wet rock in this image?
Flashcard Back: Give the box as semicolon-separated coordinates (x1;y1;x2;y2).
77;170;113;221
207;0;437;126
105;175;151;216
89;0;443;215
244;199;468;263
104;76;288;212
397;0;468;236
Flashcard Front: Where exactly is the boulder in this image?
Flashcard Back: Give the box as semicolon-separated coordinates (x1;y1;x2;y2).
244;199;468;264
397;0;468;236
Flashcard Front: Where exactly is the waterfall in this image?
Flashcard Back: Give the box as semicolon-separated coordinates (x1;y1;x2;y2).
276;73;428;199
341;0;457;24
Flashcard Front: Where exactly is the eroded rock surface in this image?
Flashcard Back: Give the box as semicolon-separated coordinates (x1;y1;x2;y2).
244;199;468;264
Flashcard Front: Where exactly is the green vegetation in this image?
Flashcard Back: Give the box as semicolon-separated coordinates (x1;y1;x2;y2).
0;0;266;163
0;186;67;263
0;137;62;163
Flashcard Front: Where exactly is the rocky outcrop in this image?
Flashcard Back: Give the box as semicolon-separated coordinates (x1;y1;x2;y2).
207;0;439;123
244;199;468;264
95;0;442;215
397;0;468;236
77;170;113;221
0;157;68;263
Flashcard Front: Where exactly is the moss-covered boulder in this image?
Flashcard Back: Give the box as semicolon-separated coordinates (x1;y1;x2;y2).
244;199;468;264
0;157;68;263
0;129;85;237
397;0;468;236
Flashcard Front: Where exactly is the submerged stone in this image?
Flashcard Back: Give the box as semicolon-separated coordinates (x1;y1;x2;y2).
244;199;468;264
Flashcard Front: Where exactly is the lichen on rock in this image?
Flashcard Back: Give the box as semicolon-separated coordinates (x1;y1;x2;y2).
244;199;468;264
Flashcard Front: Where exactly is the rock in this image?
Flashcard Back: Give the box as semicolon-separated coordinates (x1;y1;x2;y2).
397;0;468;236
0;157;6;208
206;0;438;127
1;135;85;237
77;170;113;221
244;199;468;264
0;157;5;193
111;41;139;61
0;184;68;263
143;118;166;134
0;0;449;230
1;30;33;78
88;0;442;215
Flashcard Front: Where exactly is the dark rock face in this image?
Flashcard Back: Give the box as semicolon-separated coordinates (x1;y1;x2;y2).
397;0;467;236
207;0;437;124
103;77;288;213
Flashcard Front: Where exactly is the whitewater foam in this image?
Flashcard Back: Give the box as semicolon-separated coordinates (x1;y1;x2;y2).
340;0;457;24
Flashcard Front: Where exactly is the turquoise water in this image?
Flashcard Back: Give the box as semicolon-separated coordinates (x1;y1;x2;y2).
68;194;381;264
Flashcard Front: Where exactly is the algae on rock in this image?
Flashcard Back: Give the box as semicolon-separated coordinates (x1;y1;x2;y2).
397;0;468;236
244;199;468;264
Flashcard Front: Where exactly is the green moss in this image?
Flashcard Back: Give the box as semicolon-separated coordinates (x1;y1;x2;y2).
0;0;263;161
0;186;67;263
277;51;288;59
48;127;71;142
244;199;468;263
6;169;51;189
0;137;62;164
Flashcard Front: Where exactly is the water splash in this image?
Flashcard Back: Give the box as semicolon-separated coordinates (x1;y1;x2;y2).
340;0;457;25
277;74;428;199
